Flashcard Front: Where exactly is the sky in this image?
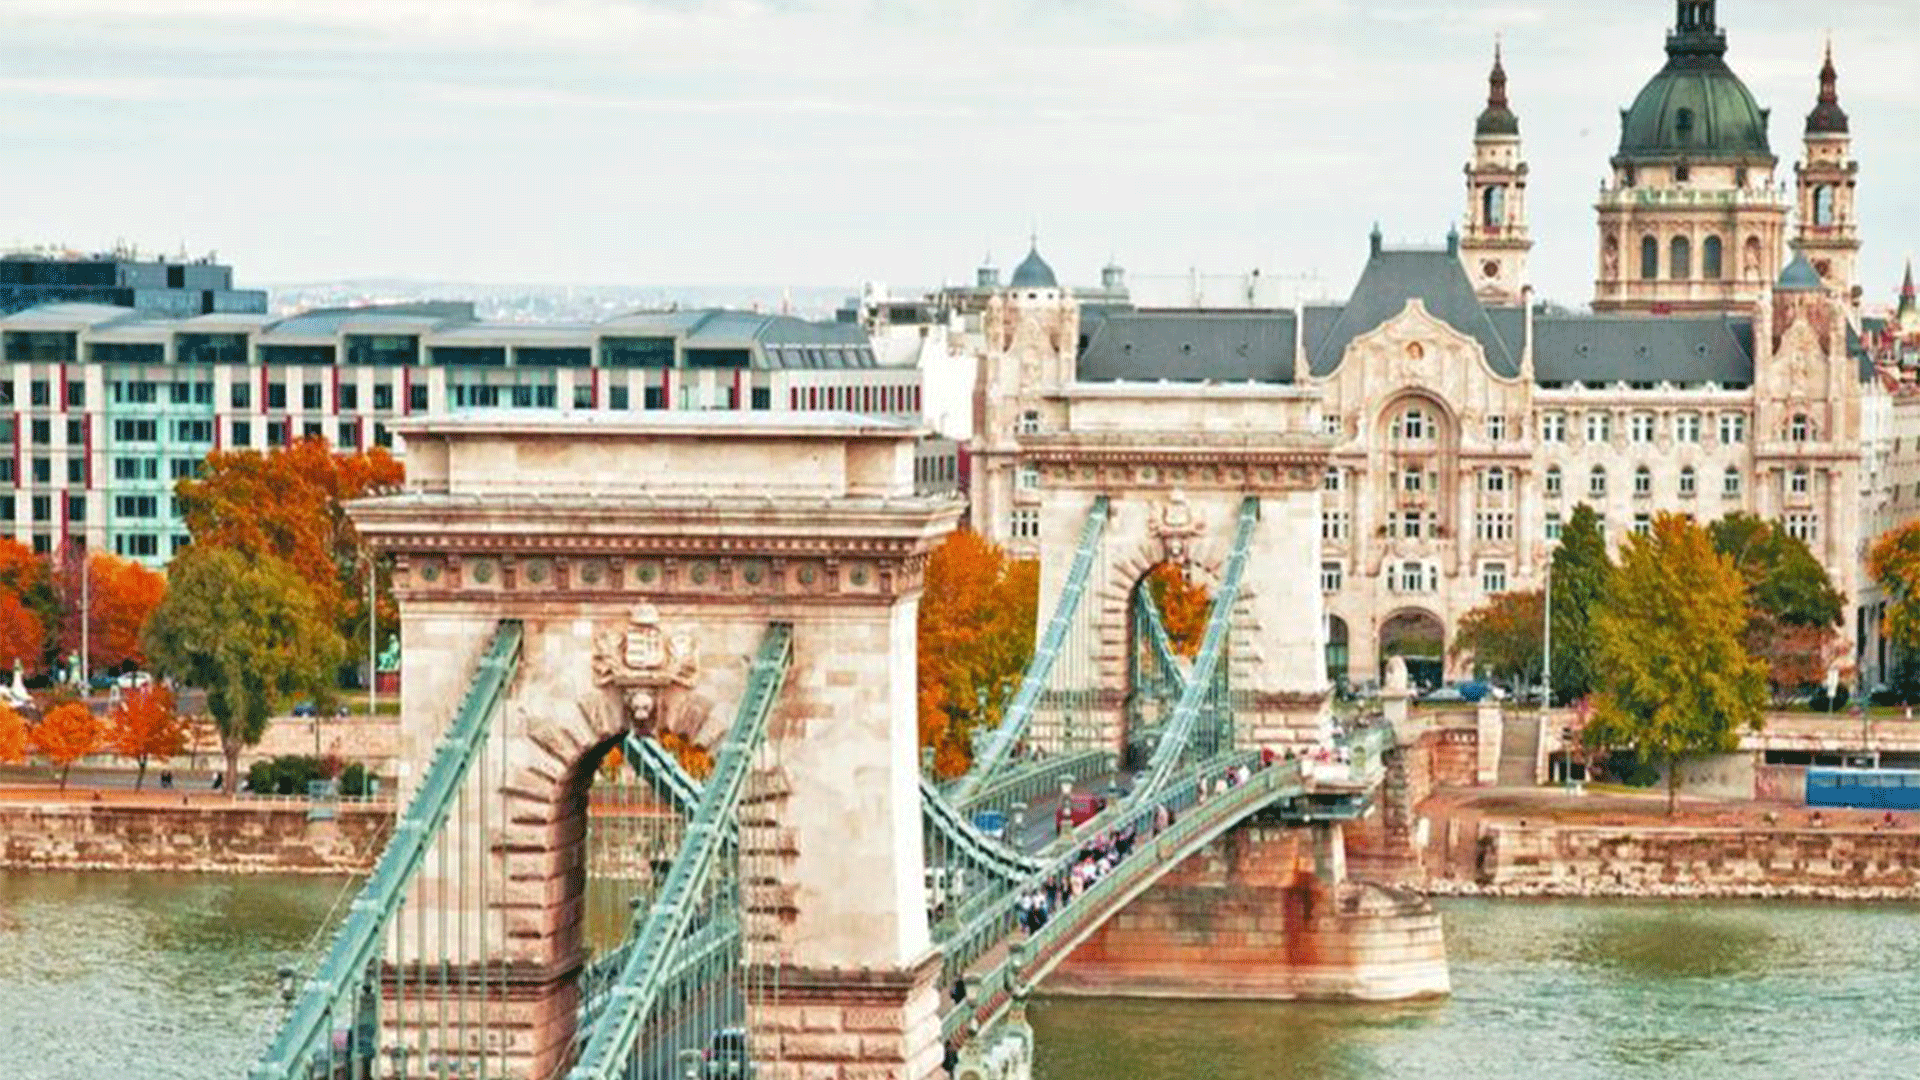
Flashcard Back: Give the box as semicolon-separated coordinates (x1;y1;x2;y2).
0;0;1913;309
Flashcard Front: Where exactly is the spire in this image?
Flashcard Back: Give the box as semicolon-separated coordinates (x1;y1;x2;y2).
1806;40;1850;134
1903;259;1917;306
1668;0;1726;59
1475;38;1519;136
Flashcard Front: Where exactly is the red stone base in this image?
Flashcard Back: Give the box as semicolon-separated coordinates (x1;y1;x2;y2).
1046;825;1449;1001
748;955;947;1080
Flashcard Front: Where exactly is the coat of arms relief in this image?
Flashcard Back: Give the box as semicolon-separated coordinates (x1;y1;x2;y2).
583;603;722;752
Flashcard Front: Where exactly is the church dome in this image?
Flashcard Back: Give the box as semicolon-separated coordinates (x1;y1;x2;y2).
1617;3;1773;163
1776;253;1823;293
1009;243;1059;290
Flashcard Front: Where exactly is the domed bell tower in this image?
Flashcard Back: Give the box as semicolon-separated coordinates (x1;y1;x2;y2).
1459;42;1532;307
1793;44;1861;316
1593;0;1788;316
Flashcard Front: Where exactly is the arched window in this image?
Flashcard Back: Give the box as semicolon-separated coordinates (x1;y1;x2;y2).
1814;186;1836;226
1670;236;1693;280
1791;467;1810;495
1483;185;1507;228
1641;236;1660;281
1397;407;1430;443
1589;466;1608;499
1702;235;1724;279
1791;414;1811;442
1634;466;1653;496
1680;467;1698;497
1675;108;1695;143
1724;467;1743;498
1743;236;1764;279
1483;467;1508;494
1545;466;1563;497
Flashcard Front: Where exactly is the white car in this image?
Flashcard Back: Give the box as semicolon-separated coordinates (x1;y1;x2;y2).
115;671;153;690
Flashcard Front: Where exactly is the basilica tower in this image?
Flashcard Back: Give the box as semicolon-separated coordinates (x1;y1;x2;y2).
1792;45;1861;314
1593;0;1788;316
1459;43;1532;306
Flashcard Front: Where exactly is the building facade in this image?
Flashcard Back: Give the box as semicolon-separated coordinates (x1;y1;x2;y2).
970;0;1882;689
0;249;266;318
0;301;938;565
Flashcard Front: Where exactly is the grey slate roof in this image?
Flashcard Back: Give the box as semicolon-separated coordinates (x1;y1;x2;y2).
1308;249;1520;378
1079;312;1297;384
1532;316;1755;385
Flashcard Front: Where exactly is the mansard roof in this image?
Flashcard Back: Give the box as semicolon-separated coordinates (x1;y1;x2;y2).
1078;310;1297;384
1306;247;1520;378
1532;315;1755;385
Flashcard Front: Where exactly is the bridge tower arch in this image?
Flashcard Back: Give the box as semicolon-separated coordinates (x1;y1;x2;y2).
350;415;962;1080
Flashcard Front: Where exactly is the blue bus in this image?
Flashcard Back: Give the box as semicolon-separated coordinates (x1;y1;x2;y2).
1805;768;1920;811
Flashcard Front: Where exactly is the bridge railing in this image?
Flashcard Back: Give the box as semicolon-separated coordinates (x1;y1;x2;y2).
949;747;1112;821
249;620;524;1080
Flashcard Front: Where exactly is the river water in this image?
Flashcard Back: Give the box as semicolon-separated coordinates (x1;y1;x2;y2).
2;873;1916;1079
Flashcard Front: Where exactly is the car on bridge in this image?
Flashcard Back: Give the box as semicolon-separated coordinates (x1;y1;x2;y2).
702;1027;753;1078
970;809;1008;841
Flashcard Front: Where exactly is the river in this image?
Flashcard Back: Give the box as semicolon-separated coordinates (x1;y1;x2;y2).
2;873;1916;1079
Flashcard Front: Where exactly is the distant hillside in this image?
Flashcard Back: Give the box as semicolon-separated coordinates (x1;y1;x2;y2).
265;281;856;323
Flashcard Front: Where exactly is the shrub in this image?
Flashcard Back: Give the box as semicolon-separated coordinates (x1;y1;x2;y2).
339;762;369;797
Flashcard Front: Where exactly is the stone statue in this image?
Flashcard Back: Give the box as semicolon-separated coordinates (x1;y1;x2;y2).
376;634;401;674
1384;655;1410;696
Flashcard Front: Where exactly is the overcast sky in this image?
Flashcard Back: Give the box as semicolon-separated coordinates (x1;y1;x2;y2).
0;0;1912;308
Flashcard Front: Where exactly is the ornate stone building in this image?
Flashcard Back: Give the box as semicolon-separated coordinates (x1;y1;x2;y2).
968;0;1879;689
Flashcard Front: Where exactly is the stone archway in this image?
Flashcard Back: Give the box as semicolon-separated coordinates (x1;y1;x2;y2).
1380;608;1445;692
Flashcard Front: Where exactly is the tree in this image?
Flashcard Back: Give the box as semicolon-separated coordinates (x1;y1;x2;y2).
916;531;1039;779
1586;514;1767;815
0;705;25;765
1712;514;1846;699
175;438;404;670
1870;522;1920;659
106;684;187;790
142;546;343;793
1451;590;1545;690
0;590;45;676
1145;563;1211;658
32;700;102;791
1549;505;1613;704
53;552;169;675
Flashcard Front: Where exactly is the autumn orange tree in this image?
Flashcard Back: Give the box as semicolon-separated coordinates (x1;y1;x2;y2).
917;531;1039;778
106;685;187;790
0;538;58;671
175;438;404;668
0;590;44;676
0;704;25;764
32;700;102;791
52;551;167;674
1144;564;1211;658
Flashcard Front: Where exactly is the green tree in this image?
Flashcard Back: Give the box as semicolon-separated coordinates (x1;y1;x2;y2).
1587;514;1767;815
1869;522;1920;659
1711;513;1846;700
1549;504;1612;704
1450;590;1545;690
141;547;342;793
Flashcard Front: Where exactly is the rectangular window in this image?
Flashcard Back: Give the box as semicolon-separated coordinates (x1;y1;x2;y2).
302;383;325;410
1791;469;1811;496
338;384;359;411
31;496;51;523
1585;412;1612;444
1017;464;1040;491
1482;469;1507;494
1322;511;1351;543
1545;470;1563;497
599;337;676;369
1630;413;1655;444
175;333;247;365
373;384;393;411
345;335;420;367
303;421;323;441
231;382;251;409
1541;413;1566;443
409;385;428;412
112;419;157;442
1546;512;1564;541
267;383;287;409
30;380;49;407
170;381;192;405
1401;469;1424;494
30;458;49;484
373;423;392;449
231;420;251;448
610;385;631;410
1323;414;1343;438
1398;561;1430;594
1634;469;1653;496
113;457;157;481
516;347;591;368
1321;562;1344;594
1323;468;1344;493
65;419;84;445
66;457;84;484
1010;508;1040;541
29;419;49;445
337;422;359;448
751;386;771;411
6;331;77;364
66;495;85;523
113;381;158;405
1633;513;1653;537
0;497;12;521
114;534;159;558
1724;470;1743;498
114;495;160;518
174;419;213;443
1018;411;1042;436
430;346;507;368
1486;415;1507;442
266;422;286;448
1476;513;1515;543
1719;413;1747;444
573;384;594;410
66;382;85;408
170;458;200;480
259;344;336;367
1399;511;1424;540
643;386;665;410
1481;562;1508;594
1786;513;1820;544
1675;412;1702;443
1679;469;1698;497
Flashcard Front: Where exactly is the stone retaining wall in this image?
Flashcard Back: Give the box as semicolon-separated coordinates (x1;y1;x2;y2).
1469;823;1920;899
0;801;388;874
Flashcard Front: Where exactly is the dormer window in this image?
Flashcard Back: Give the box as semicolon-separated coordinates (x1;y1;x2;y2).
1675;108;1695;142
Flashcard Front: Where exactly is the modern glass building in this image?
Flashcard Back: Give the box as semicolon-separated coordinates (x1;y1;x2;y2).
0;251;267;318
0;301;933;566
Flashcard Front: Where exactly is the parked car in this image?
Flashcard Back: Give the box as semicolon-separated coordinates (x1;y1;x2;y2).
292;701;318;717
115;671;153;690
1054;793;1108;834
923;866;971;920
88;673;116;691
702;1027;753;1079
1418;686;1467;705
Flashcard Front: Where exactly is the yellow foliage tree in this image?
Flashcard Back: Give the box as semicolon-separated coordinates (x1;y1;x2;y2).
917;531;1039;779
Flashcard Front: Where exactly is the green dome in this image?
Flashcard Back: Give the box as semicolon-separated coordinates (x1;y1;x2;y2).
1617;10;1772;163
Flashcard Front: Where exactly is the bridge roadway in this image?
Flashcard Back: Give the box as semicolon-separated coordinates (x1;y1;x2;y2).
936;745;1386;1055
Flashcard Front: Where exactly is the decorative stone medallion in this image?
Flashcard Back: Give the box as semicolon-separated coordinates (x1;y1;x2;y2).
590;603;720;751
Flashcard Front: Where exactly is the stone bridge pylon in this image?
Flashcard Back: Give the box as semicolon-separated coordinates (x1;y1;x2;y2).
351;414;964;1079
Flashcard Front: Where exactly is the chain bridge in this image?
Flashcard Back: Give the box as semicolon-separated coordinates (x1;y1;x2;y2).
248;407;1448;1080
